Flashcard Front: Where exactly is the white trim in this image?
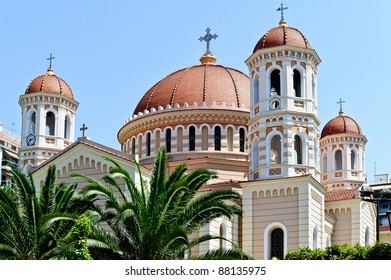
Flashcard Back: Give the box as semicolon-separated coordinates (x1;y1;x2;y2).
264;222;288;260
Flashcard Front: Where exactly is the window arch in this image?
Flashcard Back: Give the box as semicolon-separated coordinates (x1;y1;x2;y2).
189;126;196;151
64;115;71;140
350;150;356;170
313;226;318;249
165;128;171;153
155;130;161;153
202;126;208;150
270;134;282;165
264;222;288;260
294;135;303;164
293;69;301;97
322;153;328;173
335;150;343;170
214;126;221;151
253;75;260;105
239;128;245;152
131;137;136;156
45;111;55;136
227;127;233;152
146;132;151;156
29;111;36;134
251;138;259;171
177;127;183;152
270;69;281;96
138;134;143;158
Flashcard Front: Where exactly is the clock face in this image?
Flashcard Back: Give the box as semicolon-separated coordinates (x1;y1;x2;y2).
26;133;36;146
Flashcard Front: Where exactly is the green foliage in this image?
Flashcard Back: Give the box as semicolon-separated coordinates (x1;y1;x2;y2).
73;148;248;260
0;164;88;259
285;242;391;260
64;214;93;260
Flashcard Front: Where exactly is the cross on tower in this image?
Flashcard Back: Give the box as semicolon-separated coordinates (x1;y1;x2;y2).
47;53;55;68
276;3;288;21
198;27;218;55
337;98;346;113
80;123;88;137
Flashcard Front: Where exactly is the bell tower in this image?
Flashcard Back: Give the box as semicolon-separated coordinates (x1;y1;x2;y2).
19;57;79;172
246;18;321;181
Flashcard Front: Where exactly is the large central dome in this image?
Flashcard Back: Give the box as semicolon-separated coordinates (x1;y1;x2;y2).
133;56;250;115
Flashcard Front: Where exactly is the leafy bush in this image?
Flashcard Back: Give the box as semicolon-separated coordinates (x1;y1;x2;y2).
285;242;391;260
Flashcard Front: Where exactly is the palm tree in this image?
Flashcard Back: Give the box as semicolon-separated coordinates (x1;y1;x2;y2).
74;148;249;259
0;164;89;259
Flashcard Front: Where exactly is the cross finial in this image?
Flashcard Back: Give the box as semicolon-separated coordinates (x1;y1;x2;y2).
47;53;55;69
80;124;88;137
276;3;288;21
198;27;218;55
337;98;345;114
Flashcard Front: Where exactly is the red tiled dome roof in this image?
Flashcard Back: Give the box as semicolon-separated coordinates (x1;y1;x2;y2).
253;20;311;53
25;68;74;99
133;61;250;115
321;112;362;138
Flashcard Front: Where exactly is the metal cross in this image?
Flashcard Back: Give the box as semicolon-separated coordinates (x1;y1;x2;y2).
47;53;55;68
276;3;288;21
80;123;88;137
337;98;346;112
198;27;218;55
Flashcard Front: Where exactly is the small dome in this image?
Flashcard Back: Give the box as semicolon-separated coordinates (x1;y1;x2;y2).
253;20;311;53
25;68;74;99
133;57;250;115
321;112;362;138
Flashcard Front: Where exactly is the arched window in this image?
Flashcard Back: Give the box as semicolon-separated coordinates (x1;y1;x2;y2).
155;130;161;153
45;111;55;136
313;226;318;249
251;138;259;170
270;135;281;165
294;135;303;164
202;126;208;150
335;150;343;170
219;223;227;249
270;69;281;96
365;226;370;246
64;115;71;140
322;154;328;173
239;128;245;152
138;135;142;157
165;129;171;153
227;127;233;152
214;126;221;151
132;138;136;156
189;126;196;151
253;75;260;105
271;228;284;259
350;150;356;170
293;69;301;97
177;127;183;152
30;112;36;134
146;132;151;156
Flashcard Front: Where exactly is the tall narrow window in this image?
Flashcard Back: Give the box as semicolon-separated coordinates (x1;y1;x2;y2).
293;69;301;97
45;111;55;136
365;227;370;246
270;135;281;165
271;228;284;259
138;135;142;158
294;135;303;164
227;127;233;152
239;128;245;152
189;126;196;151
64;115;70;139
146;132;151;156
312;226;318;249
132;138;136;156
177;127;183;152
253;75;260;104
30;112;36;134
270;69;281;96
155;130;160;153
166;129;171;153
251;138;259;170
350;150;356;170
335;150;342;170
214;126;221;151
202;126;208;150
219;223;227;249
322;154;328;173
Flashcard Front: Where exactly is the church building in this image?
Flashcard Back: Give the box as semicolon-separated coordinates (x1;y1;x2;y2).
18;12;377;259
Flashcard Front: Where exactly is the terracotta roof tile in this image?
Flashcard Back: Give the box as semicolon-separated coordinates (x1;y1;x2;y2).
325;189;359;202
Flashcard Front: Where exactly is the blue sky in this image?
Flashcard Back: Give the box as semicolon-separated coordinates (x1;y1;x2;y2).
0;0;390;183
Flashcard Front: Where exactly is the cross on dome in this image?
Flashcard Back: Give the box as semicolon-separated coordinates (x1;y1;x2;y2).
47;53;55;69
80;123;88;137
337;98;346;114
276;3;288;21
199;27;218;56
